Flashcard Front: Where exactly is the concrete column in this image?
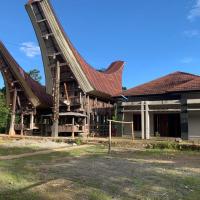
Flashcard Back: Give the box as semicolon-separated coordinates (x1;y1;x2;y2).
141;101;145;139
180;98;188;140
9;89;17;136
145;101;150;140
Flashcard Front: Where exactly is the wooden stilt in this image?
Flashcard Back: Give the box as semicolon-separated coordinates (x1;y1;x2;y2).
20;113;24;136
9;89;17;136
30;112;34;130
72;117;75;139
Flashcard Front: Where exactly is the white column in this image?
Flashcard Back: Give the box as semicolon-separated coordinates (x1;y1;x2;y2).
145;101;150;139
141;101;145;139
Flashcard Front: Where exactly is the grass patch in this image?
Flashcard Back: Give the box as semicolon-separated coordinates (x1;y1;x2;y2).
0;146;41;156
88;190;111;200
0;144;200;200
146;141;200;151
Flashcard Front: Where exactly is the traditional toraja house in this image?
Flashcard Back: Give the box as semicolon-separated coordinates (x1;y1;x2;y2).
25;0;124;137
0;41;52;136
118;71;200;140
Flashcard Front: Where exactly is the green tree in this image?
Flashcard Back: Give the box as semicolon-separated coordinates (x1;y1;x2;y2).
28;69;42;83
0;92;9;133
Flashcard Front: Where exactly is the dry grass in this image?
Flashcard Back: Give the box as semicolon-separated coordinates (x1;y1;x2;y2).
0;143;200;200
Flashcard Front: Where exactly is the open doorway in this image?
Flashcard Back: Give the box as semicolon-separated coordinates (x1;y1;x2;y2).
154;113;181;138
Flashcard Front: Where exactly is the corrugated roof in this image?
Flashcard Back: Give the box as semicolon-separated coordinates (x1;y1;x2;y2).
122;71;200;97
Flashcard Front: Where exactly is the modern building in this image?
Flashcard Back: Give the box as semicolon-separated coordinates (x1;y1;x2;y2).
118;71;200;140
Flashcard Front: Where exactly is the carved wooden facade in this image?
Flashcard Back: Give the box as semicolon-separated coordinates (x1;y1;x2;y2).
25;0;124;137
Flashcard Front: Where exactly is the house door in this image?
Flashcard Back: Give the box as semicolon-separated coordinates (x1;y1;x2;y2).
154;114;181;137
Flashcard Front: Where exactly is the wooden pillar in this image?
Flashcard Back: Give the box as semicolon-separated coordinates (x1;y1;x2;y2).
20;113;24;136
52;61;60;137
72;117;75;139
30;112;34;130
80;92;83;110
87;96;90;134
9;89;17;136
141;101;145;139
121;107;125;137
145;101;150;139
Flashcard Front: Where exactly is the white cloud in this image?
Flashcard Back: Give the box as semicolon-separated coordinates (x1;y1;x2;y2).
180;57;194;64
188;0;200;21
183;29;200;37
20;42;41;58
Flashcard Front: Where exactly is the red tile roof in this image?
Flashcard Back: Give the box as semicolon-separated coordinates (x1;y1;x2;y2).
0;41;52;107
28;0;124;97
122;71;200;97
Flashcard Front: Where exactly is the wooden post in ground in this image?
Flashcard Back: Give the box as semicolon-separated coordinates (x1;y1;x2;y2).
108;120;112;154
72;117;75;139
30;112;34;130
20;113;24;136
9;89;17;136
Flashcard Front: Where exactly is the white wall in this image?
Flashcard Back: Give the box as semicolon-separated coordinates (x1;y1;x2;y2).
188;111;200;140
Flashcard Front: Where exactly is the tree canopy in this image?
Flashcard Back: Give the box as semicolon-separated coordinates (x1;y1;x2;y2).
28;69;42;83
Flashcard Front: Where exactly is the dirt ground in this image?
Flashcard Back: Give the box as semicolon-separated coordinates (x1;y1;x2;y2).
0;139;200;200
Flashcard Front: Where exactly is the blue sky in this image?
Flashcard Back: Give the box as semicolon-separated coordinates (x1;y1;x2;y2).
0;0;200;89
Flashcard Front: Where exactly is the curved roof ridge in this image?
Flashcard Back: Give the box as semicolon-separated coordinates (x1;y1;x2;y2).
43;0;124;96
0;41;52;107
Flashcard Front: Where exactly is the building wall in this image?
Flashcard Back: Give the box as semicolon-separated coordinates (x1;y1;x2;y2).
123;112;154;138
188;111;200;140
